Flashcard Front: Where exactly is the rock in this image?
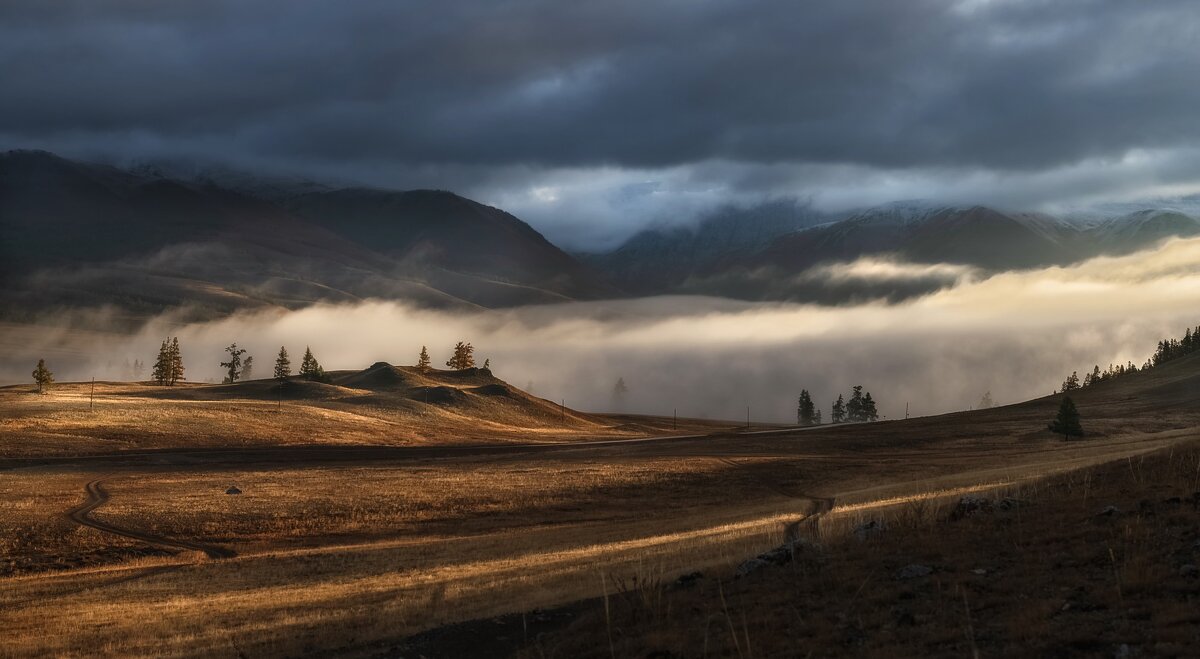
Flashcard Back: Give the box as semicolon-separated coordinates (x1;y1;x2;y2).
673;571;703;589
735;557;771;577
225;486;242;495
895;564;933;580
1180;564;1199;578
1098;505;1120;517
998;497;1025;511
854;519;887;540
951;495;993;520
971;568;988;575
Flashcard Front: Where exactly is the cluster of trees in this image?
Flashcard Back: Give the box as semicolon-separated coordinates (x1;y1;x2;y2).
797;386;878;425
832;386;879;423
271;346;331;384
152;337;185;386
1060;323;1200;393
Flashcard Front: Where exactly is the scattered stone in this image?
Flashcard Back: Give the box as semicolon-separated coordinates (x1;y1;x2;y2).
854;519;887;540
1097;505;1120;517
971;568;989;575
895;564;933;580
998;497;1025;511
225;486;242;495
1180;564;1199;578
735;557;771;578
951;495;993;520
673;571;703;589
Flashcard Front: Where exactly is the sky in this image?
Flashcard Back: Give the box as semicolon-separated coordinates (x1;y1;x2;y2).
4;0;1200;248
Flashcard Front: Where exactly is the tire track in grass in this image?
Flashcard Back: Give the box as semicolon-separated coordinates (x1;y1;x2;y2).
65;479;236;560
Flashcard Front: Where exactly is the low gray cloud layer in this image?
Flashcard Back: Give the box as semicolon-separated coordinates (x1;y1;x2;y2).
4;1;1200;246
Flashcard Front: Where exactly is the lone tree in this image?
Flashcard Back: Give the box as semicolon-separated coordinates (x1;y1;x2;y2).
299;346;330;382
978;391;995;409
168;337;185;385
274;346;291;383
417;346;432;372
831;394;846;424
797;390;816;426
32;359;53;393
445;342;475;370
241;356;254;381
220;343;247;384
1048;396;1084;441
481;358;491;373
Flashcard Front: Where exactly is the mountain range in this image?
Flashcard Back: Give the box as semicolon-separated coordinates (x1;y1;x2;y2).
3;150;1200;321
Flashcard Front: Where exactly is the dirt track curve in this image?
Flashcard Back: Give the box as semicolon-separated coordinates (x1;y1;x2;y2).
65;479;237;559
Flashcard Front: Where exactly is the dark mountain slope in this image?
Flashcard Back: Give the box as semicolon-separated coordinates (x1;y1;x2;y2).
0;150;617;319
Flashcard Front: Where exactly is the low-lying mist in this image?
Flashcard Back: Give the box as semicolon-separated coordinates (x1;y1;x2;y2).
6;237;1200;424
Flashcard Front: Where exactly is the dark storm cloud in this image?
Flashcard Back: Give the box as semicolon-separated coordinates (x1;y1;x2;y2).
3;0;1200;173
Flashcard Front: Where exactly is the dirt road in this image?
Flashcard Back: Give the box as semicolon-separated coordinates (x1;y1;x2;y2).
65;479;236;559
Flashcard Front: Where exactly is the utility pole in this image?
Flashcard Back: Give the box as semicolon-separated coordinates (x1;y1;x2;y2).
905;402;909;420
90;377;95;411
746;405;750;429
673;408;677;431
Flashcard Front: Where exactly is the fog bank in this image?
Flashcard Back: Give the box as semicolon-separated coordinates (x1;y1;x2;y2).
6;237;1200;423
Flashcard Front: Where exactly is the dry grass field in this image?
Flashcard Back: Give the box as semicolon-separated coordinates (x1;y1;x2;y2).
1;355;1198;657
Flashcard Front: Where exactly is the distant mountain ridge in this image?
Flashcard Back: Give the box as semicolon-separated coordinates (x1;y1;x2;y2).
0;150;616;322
4;149;1200;317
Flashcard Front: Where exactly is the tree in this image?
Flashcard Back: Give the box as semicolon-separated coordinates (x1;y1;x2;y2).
32;359;53;393
274;346;291;383
299;346;330;382
132;358;144;381
862;392;878;422
445;342;475;370
1048;396;1084;441
241;356;254;381
797;389;816;426
417;346;432;372
167;337;184;385
614;377;628;397
1061;371;1081;392
152;339;170;385
220;343;247;384
814;409;823;425
481;358;491;372
831;394;846;424
846;386;865;422
978;391;994;409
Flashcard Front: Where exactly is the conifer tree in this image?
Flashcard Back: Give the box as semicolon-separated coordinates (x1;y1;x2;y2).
133;358;144;381
241;356;254;381
417;346;432;372
152;339;170;385
220;343;247;384
274;346;291;383
1061;371;1081;392
299;346;329;383
831;394;846;424
797;390;816;426
445;342;475;370
32;359;53;393
846;385;865;422
482;358;491;372
1048;396;1084;441
168;337;184;385
978;391;994;409
814;409;823;425
862;392;878;421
